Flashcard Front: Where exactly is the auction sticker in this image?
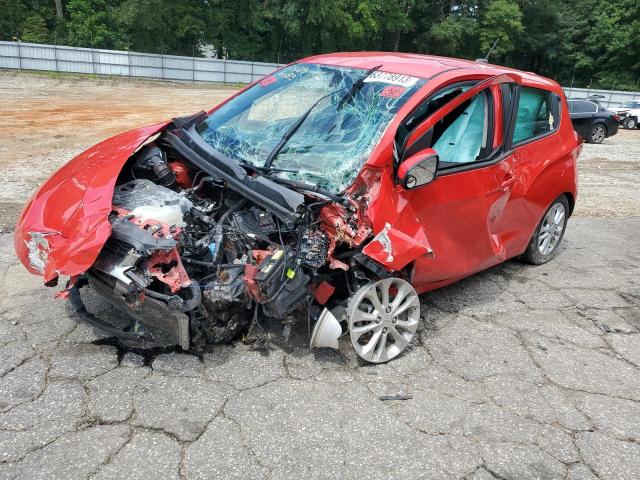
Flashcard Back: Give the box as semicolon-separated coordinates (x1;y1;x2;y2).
380;86;406;98
364;71;419;87
259;76;277;87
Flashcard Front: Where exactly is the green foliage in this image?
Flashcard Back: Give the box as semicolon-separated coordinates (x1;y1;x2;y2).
1;0;639;90
65;0;123;48
21;14;49;43
479;0;523;60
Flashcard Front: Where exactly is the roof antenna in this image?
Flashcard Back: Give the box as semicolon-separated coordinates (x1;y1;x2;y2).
476;38;499;63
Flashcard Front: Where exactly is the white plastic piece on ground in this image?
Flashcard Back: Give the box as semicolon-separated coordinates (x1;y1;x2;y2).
131;205;186;227
310;308;342;350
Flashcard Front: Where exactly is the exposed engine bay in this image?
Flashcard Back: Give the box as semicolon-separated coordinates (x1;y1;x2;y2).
68;116;421;362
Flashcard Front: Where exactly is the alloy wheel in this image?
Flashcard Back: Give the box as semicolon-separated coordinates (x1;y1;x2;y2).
348;278;420;363
591;125;606;143
538;202;566;255
627;118;637;129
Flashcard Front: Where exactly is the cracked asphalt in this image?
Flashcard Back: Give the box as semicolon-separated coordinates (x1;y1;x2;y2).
1;215;639;479
1;73;640;479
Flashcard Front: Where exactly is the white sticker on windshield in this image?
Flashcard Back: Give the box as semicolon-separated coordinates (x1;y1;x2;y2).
364;71;419;87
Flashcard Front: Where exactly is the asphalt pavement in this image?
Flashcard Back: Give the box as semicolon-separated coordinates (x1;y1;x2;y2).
1;216;639;479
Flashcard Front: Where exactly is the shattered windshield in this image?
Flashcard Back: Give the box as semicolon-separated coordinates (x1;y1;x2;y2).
196;63;425;193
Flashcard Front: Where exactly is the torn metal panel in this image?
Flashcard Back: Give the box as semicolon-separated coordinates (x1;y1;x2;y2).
362;221;432;271
14;123;168;283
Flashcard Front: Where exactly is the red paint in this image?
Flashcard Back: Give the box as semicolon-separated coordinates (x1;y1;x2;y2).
396;148;437;182
243;264;264;301
314;281;335;305
259;76;277;87
15;53;579;299
168;160;193;188
15;123;166;283
146;248;191;293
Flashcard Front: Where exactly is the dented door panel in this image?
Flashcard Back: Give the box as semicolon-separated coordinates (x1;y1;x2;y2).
403;160;513;290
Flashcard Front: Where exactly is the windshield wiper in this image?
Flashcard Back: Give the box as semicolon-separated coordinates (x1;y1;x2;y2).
263;64;383;169
337;64;382;110
263;91;335;169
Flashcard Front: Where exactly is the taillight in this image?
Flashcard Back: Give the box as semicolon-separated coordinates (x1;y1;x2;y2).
613;114;620;122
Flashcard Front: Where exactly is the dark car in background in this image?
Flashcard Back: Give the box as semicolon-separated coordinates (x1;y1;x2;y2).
568;98;619;143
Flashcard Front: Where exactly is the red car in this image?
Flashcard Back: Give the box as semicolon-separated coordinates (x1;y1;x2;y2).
14;53;580;363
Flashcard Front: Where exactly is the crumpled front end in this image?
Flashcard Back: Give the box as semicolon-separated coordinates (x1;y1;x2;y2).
14;116;427;364
15;124;166;283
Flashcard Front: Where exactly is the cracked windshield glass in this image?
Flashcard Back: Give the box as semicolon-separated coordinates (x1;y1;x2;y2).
196;63;425;192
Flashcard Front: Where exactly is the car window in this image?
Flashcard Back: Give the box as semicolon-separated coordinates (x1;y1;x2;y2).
404;90;490;167
570;100;597;114
394;81;477;160
512;87;558;144
432;93;488;164
196;63;424;193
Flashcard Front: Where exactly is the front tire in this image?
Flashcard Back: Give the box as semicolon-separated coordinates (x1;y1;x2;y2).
623;117;637;129
522;196;570;265
588;123;607;143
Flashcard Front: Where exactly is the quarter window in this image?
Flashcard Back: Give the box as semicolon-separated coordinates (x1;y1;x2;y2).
512;87;559;144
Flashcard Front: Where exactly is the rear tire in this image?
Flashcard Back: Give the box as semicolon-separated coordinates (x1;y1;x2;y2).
587;124;607;143
522;196;570;265
623;117;637;129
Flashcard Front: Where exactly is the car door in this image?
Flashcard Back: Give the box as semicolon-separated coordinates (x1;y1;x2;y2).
498;85;564;255
569;100;597;138
396;74;519;290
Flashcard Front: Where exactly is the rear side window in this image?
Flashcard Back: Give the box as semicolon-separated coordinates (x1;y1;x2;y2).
570;100;597;113
512;87;559;144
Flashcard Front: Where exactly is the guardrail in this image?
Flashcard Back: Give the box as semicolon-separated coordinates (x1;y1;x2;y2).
0;40;282;84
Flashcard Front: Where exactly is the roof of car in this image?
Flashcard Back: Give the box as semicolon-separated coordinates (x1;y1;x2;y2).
300;51;558;90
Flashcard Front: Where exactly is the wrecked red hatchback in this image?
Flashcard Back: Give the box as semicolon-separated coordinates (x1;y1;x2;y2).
15;53;580;363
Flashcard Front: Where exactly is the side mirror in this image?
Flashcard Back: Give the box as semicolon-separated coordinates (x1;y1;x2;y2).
398;148;439;189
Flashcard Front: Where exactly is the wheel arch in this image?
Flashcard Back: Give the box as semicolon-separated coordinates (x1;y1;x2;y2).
563;191;575;217
593;121;608;134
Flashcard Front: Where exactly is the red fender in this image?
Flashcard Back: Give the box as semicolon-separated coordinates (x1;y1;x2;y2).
14;123;167;283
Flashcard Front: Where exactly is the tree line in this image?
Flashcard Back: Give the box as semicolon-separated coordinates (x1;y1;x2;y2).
1;0;639;90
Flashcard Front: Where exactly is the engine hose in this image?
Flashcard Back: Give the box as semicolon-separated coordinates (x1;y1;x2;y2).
211;199;248;262
194;198;248;252
180;257;245;268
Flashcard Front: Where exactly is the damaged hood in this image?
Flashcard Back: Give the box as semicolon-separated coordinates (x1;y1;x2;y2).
15;123;167;283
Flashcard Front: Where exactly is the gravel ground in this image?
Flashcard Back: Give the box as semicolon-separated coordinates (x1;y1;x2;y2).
1;72;639;479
